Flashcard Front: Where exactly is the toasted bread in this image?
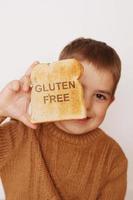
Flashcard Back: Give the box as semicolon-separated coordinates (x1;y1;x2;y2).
30;59;86;123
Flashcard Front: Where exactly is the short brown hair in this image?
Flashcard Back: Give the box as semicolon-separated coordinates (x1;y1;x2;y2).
59;37;121;95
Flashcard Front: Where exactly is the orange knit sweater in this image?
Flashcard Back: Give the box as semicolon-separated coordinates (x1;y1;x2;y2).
0;117;127;200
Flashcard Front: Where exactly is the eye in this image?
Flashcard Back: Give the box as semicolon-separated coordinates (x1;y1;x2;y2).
96;93;107;100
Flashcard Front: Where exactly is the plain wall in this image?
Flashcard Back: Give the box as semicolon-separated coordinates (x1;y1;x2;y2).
0;0;132;199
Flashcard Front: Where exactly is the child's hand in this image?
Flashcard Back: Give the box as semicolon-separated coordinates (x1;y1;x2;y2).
0;61;39;129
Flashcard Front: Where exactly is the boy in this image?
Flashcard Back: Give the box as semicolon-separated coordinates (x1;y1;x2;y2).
0;37;128;200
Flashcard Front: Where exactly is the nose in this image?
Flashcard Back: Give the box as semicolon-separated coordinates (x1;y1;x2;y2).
83;93;92;111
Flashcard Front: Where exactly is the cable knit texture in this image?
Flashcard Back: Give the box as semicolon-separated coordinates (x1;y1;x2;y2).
0;117;128;200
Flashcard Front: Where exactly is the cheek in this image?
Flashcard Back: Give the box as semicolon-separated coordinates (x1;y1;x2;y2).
94;104;108;119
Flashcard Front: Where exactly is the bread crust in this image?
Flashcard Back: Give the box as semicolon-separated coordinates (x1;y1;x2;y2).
30;59;86;123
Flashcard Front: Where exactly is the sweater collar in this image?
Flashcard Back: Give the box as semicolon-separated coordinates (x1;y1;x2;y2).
42;122;102;145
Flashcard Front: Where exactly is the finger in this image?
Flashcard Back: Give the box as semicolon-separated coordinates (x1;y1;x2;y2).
19;114;38;129
24;61;40;77
20;61;40;90
9;80;20;92
21;75;31;92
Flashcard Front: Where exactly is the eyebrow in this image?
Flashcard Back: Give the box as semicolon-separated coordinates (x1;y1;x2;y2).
95;90;112;96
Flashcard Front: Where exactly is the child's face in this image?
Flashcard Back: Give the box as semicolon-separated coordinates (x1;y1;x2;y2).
54;61;115;135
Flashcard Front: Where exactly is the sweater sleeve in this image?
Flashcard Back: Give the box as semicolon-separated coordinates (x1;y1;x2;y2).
0;117;25;171
97;146;128;200
0;116;6;124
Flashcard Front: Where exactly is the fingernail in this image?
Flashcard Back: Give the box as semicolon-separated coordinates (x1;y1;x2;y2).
34;61;40;64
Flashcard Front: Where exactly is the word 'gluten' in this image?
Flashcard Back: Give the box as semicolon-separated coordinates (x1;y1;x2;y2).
34;81;76;92
34;81;76;104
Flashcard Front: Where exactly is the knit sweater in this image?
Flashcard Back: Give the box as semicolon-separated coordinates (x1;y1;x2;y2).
0;117;127;200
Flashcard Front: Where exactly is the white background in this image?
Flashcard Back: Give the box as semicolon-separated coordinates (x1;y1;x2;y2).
0;0;132;199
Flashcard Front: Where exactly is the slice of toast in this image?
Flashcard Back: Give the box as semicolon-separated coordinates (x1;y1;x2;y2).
30;58;86;123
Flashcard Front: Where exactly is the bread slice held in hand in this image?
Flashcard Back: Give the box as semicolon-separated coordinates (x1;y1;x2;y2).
30;59;86;123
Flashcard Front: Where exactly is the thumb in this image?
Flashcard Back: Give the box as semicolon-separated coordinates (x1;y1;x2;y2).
19;114;38;129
